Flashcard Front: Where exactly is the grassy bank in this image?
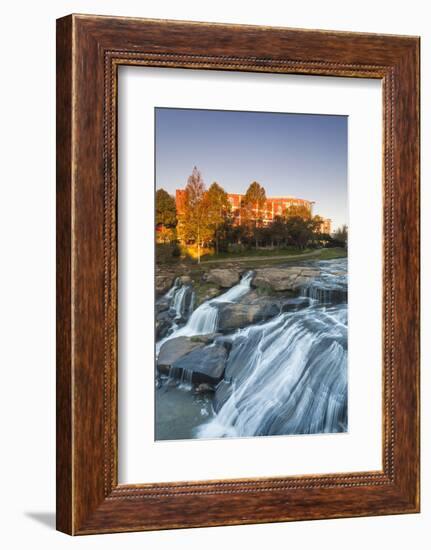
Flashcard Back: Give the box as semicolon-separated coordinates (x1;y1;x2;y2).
156;246;346;304
314;248;347;261
200;246;313;261
157;243;346;267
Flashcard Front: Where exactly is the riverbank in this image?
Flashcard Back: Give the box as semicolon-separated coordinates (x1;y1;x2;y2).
156;247;347;299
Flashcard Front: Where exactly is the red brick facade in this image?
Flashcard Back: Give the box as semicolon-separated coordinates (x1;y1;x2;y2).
175;189;332;234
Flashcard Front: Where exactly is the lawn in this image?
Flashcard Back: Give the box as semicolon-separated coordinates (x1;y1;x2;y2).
156;243;347;269
200;246;314;261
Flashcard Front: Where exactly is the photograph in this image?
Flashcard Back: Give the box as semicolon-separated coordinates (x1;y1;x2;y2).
0;1;423;544
154;107;348;441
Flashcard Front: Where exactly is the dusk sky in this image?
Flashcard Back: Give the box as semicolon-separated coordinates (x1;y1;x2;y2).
155;108;348;230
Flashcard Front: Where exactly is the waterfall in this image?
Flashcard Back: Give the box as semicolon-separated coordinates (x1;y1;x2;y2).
165;277;180;299
197;304;347;438
156;259;348;439
171;285;190;319
156;271;253;354
300;258;348;304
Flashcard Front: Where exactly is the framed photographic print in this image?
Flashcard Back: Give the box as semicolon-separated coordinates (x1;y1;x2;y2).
56;14;420;534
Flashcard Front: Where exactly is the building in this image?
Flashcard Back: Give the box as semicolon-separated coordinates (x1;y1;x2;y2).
175;188;331;234
317;218;332;234
225;193;314;225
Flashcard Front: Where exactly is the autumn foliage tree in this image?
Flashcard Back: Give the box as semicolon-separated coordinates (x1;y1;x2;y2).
158;169;338;261
285;204;312;220
242;181;267;248
177;167;211;263
155;188;177;243
206;182;230;254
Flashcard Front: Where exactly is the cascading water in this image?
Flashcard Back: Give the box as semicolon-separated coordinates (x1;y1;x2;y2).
165;277;180;299
171;285;190;319
300;258;347;304
196;258;348;438
156;271;254;354
156;259;348;440
197;305;347;437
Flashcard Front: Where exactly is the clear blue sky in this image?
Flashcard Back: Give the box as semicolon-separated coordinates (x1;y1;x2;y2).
155;108;348;230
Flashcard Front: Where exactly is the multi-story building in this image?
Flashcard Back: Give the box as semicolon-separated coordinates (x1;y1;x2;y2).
175;189;331;234
317;218;332;235
224;193;314;225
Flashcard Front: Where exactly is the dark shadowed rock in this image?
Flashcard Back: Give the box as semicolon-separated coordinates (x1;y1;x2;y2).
171;344;227;385
194;383;215;394
157;337;205;374
155;298;170;315
155;316;172;340
280;297;311;312
206;268;240;288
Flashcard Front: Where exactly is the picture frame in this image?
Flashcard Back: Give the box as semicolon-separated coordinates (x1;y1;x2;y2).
56;14;420;535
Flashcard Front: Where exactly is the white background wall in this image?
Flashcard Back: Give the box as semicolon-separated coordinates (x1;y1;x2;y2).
0;1;428;548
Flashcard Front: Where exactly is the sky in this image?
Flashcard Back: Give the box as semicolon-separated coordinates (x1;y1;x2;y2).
155;108;348;230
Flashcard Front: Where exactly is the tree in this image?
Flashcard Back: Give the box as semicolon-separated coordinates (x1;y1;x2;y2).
206;182;230;255
267;216;288;248
155;189;177;243
242;181;267;248
285;215;322;250
155;188;177;227
177;166;211;263
285;204;312;220
333;224;348;246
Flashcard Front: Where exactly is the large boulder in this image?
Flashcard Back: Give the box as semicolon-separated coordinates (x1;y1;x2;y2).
206;268;240;288
217;302;280;332
155;312;173;340
156;274;175;296
253;266;321;292
171;343;228;385
155;297;170;315
179;275;192;285
157;337;205;374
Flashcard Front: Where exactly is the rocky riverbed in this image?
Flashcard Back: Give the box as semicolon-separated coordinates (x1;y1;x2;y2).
155;258;348;440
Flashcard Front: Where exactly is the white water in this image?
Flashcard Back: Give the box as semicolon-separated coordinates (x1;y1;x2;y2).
156;259;348;438
165;277;180;299
156;271;253;354
196;258;348;438
172;285;189;319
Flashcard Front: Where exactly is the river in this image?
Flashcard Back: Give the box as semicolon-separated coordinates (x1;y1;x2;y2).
155;258;347;440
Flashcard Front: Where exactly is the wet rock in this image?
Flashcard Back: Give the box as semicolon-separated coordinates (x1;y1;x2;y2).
157;337;205;374
155;298;170;315
189;333;221;345
301;268;320;277
217;302;280;332
155;315;172;340
280;297;310;312
199;287;222;304
301;286;347;304
194;382;215;394
172;343;228;385
156;274;175;296
206;268;240;288
253;266;321;292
